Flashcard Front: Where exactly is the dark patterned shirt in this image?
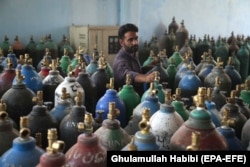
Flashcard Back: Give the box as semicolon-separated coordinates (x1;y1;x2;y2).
113;48;144;96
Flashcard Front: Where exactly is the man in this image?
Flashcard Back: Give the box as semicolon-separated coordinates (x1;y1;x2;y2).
113;23;156;97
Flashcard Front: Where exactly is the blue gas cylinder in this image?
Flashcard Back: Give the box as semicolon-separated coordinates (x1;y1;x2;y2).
0;128;45;167
13;53;43;93
216;108;244;150
95;78;126;128
1;46;18;69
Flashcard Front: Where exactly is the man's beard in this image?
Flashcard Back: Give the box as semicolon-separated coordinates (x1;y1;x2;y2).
124;45;138;54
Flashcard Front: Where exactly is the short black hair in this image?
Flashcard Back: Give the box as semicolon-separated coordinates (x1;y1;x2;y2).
118;23;138;39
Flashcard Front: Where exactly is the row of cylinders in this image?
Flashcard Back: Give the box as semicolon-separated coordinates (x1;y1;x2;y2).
0;45;250;166
0;84;249;166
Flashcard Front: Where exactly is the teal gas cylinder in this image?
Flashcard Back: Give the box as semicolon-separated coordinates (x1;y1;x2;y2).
58;35;74;59
149;89;184;150
50;87;72;124
54;65;84;107
141;71;165;103
220;90;247;140
65;113;107;167
122;108;159;151
2;46;18;69
59;48;71;75
118;74;140;125
25;36;37;68
0;110;19;156
237;44;249;82
59;91;86;153
34;38;45;70
94;102;131;150
70;50;81;71
235;84;250;119
26;91;58;149
170;87;228;150
124;90;161;135
166;57;177;93
204;57;232;97
0;35;11;57
171;88;190;121
167;45;183;68
1;69;36;127
240;79;250;108
95;78;126;128
42;59;64;106
43;34;58;59
86;52;98;76
142;50;157;67
13;53;43;94
205;87;221;127
0;48;5;72
0;58;16;97
0;128;45;167
217;108;244;150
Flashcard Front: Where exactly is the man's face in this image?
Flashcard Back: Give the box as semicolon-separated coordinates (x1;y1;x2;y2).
120;31;138;54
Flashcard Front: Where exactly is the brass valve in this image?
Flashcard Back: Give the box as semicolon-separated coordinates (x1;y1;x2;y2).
47;128;58;150
77;113;93;135
174;45;179;52
41;56;50;67
186;131;200;151
24;53;32;65
98;55;106;69
235;84;241;97
216;57;223;68
20;128;30;140
64;48;68;56
106;77;115;89
172;88;181;101
138;108;151;134
32;91;44;106
7;57;13;69
193;87;207;108
35;132;42;148
0;48;3;56
18;55;25;66
74;91;83;106
226;90;236;104
125;74;131;85
20;116;28;129
214;76;221;88
221;108;236;128
50;59;57;71
107;102;120;120
8;46;13;54
206;87;212;101
153;71;160;82
0;111;8;121
60;87;71;100
67;65;74;77
164;89;172;105
227;56;233;65
15;69;25;84
0;100;7;112
244;79;250;91
127;136;137;151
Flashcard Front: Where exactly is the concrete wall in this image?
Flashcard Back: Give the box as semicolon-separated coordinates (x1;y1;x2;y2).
0;0;249;49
